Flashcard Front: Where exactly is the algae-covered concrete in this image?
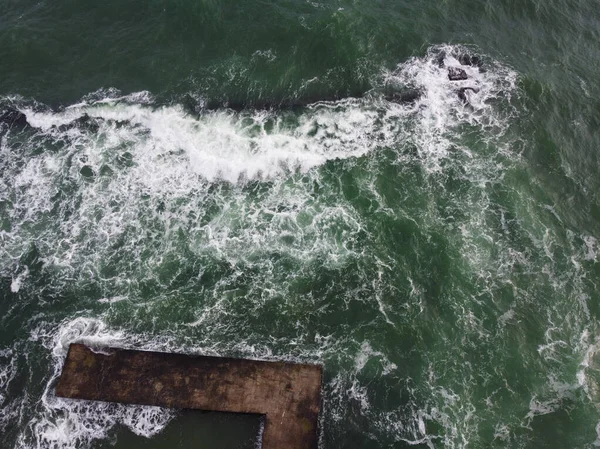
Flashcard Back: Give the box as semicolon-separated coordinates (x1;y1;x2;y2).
56;343;322;449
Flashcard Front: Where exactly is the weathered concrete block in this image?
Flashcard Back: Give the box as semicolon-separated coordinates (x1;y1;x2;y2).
56;344;323;449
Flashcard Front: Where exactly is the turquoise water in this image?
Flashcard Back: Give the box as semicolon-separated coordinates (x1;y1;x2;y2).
1;0;600;448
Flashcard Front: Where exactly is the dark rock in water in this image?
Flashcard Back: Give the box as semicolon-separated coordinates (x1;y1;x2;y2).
112;119;130;128
435;51;446;68
448;67;468;81
182;94;200;116
80;165;95;178
203;98;223;111
458;54;472;66
58;113;101;133
386;89;422;105
224;100;248;112
0;108;28;128
457;53;484;71
457;87;479;103
73;114;100;133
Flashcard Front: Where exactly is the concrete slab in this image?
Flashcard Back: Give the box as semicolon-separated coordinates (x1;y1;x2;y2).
56;343;322;449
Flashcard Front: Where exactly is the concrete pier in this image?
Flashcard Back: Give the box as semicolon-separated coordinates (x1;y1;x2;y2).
56;343;322;449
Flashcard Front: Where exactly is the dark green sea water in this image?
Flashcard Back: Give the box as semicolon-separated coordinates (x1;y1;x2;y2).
1;0;600;448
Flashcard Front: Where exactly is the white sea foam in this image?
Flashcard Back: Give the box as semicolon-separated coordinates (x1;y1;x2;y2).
0;349;17;407
21;99;383;184
354;341;397;375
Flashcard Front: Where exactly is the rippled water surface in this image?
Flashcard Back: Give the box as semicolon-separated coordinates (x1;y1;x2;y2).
1;0;600;448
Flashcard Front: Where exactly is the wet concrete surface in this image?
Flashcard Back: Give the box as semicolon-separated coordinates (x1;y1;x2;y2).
56;344;322;449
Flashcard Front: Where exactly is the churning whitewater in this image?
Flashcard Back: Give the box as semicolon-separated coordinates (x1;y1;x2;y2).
1;44;599;449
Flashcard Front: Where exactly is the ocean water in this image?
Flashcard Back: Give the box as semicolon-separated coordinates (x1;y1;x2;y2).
1;0;600;448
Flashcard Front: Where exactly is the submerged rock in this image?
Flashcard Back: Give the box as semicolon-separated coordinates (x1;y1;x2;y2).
385;89;423;105
58;113;101;133
0;108;28;128
457;53;483;67
458;54;472;66
435;51;446;68
448;67;468;81
182;94;201;116
458;87;479;103
456;53;485;72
